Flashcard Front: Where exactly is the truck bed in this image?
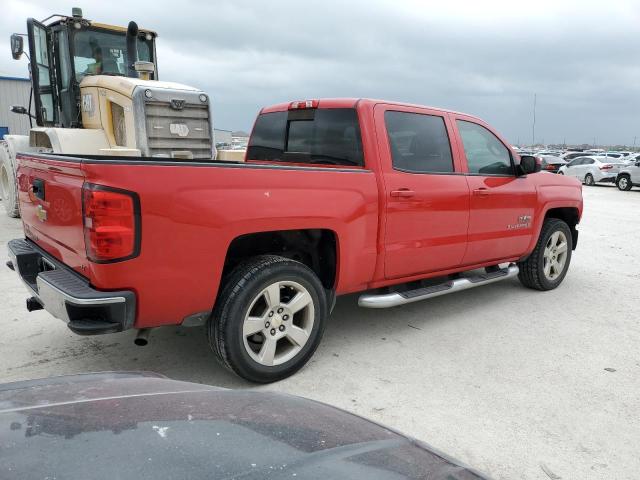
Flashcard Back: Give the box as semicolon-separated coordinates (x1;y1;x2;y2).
15;152;379;328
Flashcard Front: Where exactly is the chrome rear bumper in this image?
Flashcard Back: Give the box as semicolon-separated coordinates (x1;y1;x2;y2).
7;239;136;335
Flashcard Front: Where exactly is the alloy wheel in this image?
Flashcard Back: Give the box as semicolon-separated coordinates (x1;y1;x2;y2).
618;177;629;190
242;280;315;366
543;231;568;281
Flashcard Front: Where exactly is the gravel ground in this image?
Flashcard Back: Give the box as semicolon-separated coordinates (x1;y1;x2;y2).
1;184;638;480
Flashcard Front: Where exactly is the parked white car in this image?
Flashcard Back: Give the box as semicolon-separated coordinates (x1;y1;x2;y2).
616;159;640;191
561;151;590;161
622;153;640;165
558;156;624;185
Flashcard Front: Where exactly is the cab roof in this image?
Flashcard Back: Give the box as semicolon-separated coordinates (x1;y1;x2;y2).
260;98;477;119
44;15;156;36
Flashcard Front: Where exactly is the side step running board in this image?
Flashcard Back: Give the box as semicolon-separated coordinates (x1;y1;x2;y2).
358;264;519;308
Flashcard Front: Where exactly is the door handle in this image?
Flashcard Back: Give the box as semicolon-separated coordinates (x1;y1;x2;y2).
472;188;490;197
390;189;415;198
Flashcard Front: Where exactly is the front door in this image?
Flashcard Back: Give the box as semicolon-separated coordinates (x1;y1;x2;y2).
375;105;470;279
453;118;537;265
27;18;57;126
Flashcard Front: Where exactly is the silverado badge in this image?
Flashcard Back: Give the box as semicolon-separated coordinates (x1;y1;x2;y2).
36;205;47;222
507;214;531;230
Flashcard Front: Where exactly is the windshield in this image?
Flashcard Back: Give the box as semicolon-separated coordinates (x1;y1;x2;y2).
73;29;153;79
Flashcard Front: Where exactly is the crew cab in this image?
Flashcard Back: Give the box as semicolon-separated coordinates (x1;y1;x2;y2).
7;98;583;383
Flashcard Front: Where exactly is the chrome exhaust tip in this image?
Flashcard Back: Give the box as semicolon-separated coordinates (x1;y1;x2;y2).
134;328;152;346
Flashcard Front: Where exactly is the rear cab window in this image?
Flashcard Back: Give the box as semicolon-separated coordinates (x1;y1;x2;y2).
384;111;454;173
246;108;364;167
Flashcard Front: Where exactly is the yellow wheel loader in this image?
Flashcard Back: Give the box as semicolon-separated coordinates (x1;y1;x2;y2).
1;8;226;218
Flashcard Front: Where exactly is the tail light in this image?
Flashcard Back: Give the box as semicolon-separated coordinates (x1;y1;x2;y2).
82;184;140;262
289;100;319;110
545;164;555;170
600;164;613;170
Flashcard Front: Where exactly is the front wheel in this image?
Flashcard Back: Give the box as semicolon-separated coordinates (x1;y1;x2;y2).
518;218;572;291
558;171;564;175
616;175;632;191
208;255;327;383
584;173;595;186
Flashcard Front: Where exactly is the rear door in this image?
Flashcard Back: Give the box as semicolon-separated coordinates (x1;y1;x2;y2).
564;158;584;178
375;105;470;279
452;117;537;265
582;158;596;180
17;154;87;271
27;18;58;126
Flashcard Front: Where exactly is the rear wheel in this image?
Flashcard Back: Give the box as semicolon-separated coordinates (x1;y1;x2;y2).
208;255;327;383
0;142;19;218
616;175;632;191
584;173;595;186
518;218;572;291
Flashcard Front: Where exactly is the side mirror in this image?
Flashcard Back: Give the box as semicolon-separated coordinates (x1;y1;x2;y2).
519;155;541;175
10;34;23;60
10;105;28;115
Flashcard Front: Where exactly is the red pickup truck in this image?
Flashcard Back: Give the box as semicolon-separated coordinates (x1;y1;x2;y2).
7;98;583;382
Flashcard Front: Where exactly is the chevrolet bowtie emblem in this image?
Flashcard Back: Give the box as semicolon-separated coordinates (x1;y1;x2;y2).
36;205;47;222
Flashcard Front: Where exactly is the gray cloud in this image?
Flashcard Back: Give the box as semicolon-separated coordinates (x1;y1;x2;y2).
1;0;639;145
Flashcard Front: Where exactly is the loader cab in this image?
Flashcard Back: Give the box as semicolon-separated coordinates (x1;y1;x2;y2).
22;12;157;128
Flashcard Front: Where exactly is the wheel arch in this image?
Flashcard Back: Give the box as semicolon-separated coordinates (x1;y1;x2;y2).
543;207;580;249
222;229;339;291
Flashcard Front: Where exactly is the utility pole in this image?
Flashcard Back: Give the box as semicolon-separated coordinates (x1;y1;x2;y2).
532;93;536;149
634;136;637;150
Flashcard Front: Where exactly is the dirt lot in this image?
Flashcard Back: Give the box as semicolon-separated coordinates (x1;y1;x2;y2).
1;184;638;480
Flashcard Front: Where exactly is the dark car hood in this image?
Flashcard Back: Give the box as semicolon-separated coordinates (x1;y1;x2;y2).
0;372;489;480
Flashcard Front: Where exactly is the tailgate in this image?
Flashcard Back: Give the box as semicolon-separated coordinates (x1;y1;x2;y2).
17;154;88;272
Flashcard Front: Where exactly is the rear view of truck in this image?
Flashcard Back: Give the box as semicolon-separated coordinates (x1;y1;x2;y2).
8;154;138;334
6;99;380;384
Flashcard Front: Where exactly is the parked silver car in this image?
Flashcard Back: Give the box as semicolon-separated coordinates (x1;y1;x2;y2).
558;156;624;185
616;159;640;191
622;153;640;165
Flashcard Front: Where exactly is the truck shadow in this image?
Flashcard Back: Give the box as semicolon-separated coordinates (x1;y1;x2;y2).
47;277;529;389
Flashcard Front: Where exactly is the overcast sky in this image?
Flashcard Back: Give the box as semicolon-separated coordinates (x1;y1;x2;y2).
1;0;639;146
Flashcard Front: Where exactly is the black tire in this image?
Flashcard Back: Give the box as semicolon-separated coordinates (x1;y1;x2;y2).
208;255;327;383
518;218;573;291
616;175;633;191
0;142;20;218
558;171;564;175
584;173;595;186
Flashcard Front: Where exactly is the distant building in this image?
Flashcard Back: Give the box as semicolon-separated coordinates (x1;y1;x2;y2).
0;75;32;138
231;130;250;150
214;128;233;148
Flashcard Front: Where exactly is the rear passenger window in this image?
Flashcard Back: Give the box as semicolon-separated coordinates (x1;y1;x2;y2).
384;111;454;173
246;108;364;166
457;120;513;175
